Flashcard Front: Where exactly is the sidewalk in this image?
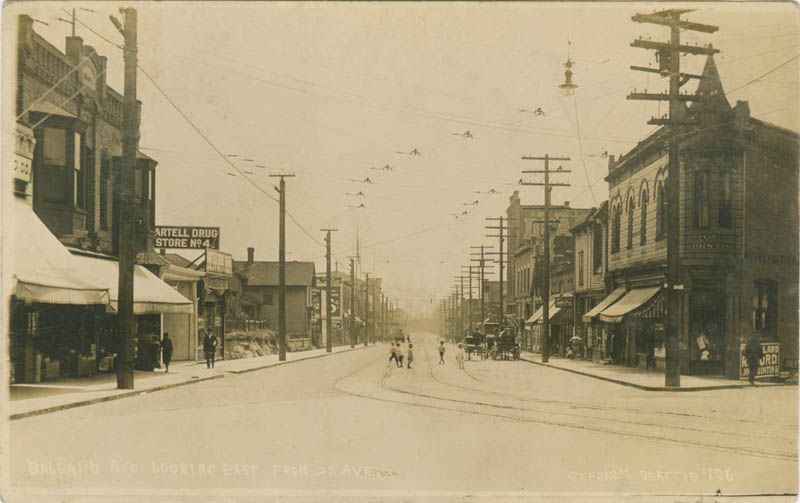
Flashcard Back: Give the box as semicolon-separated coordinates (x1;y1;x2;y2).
10;344;372;420
519;351;792;391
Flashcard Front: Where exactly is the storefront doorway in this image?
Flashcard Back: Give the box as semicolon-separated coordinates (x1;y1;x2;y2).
689;289;725;375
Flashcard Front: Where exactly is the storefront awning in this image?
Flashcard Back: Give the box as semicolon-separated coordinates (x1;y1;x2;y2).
582;287;626;323
597;286;661;323
526;301;559;324
12;199;109;305
71;255;193;314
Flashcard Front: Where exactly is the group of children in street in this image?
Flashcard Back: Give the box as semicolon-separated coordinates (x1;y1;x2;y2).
389;341;414;368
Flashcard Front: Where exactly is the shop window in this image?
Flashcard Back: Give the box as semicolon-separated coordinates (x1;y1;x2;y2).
593;224;602;272
627;196;635;249
719;171;732;228
135;167;145;203
694;171;709;228
656;182;666;239
578;251;584;287
611;205;621;253
753;280;778;340
640;188;648;245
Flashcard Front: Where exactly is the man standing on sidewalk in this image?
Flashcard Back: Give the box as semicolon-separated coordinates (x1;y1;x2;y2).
161;333;173;373
204;329;218;369
744;336;764;386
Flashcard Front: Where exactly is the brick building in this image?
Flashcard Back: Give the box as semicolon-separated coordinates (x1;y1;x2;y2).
591;55;798;379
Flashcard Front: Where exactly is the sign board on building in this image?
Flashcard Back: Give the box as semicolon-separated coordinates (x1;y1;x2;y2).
555;296;573;309
155;226;220;249
314;276;342;319
740;342;780;380
205;249;232;275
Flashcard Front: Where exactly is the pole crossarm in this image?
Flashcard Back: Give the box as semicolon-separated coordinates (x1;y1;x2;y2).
521;156;571;161
630;39;719;55
632;13;718;33
522;170;572;174
520;182;571;187
630;66;707;81
627;92;701;102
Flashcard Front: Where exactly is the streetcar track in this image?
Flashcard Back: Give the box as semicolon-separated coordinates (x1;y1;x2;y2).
332;338;796;462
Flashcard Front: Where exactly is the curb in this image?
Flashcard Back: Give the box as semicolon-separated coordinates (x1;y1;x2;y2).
9;373;225;421
227;344;375;375
10;344;378;420
519;356;791;392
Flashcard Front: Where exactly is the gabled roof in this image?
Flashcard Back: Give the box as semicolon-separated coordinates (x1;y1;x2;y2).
570;201;608;233
233;260;315;287
164;253;193;268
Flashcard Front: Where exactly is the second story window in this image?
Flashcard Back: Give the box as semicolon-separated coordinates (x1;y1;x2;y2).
753;279;777;340
578;251;584;287
656;182;666;239
100;156;110;230
694;171;710;228
611;204;621;253
41;127;68;203
627;196;635;249
593;224;602;272
720;171;732;228
640;188;648;246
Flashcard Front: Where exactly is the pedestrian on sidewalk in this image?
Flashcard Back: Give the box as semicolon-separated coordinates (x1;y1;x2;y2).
388;342;398;367
439;341;446;365
744;336;764;386
407;343;414;369
203;329;218;369
455;343;465;369
161;332;173;373
396;344;404;368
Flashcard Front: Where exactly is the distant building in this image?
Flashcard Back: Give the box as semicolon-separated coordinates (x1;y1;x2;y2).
233;248;315;349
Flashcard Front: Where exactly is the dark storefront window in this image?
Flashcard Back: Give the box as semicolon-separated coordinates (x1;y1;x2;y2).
694;171;710;228
753;280;778;340
720;171;733;228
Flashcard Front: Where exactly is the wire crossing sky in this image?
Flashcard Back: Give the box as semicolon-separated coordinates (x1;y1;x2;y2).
7;2;798;315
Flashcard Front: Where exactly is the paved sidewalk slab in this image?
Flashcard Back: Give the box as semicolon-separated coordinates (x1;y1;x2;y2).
519;352;791;391
10;344;374;420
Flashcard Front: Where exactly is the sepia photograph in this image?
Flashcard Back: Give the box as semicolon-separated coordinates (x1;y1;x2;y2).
1;1;798;502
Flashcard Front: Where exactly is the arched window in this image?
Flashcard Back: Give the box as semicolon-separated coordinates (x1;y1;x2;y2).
640;188;649;245
656;182;666;239
627;196;635;249
611;204;621;253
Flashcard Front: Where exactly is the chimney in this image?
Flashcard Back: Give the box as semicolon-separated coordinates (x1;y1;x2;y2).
65;36;83;65
563;201;570;207
247;247;254;265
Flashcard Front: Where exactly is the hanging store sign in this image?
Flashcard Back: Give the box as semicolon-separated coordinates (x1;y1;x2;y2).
739;342;780;380
155;226;220;249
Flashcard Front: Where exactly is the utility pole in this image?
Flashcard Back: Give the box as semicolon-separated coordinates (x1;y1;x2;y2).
521;154;571;363
349;257;356;348
471;246;496;333
629;9;717;387
364;273;370;346
461;264;475;334
321;228;338;353
372;279;378;344
270;172;296;361
486;217;511;331
110;8;139;390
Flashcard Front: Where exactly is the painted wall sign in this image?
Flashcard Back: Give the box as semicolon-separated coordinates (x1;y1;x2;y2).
155;226;220;249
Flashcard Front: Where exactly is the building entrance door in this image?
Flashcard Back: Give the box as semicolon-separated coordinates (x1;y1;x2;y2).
689;289;725;375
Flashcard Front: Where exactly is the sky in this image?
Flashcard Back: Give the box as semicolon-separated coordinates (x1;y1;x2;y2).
5;1;799;316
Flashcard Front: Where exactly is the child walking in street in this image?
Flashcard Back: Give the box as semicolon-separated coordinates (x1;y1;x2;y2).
439;341;446;365
455;343;465;369
388;342;398;367
396;344;404;368
407;344;414;369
